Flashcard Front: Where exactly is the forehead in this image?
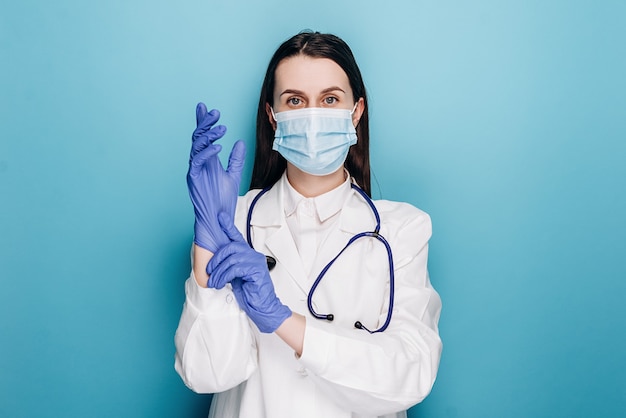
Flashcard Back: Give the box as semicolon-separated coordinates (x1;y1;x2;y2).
274;55;351;94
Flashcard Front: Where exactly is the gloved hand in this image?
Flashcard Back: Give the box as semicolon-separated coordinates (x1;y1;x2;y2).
207;213;292;333
187;103;246;252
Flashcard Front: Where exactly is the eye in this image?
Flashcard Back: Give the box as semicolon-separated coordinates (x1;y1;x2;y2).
287;97;302;106
323;96;338;105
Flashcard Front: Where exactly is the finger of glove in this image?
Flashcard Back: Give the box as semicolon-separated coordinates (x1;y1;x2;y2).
188;144;222;178
218;212;246;243
207;244;268;290
226;140;246;185
207;262;235;290
190;125;226;158
196;103;220;127
193;118;222;142
207;252;256;289
211;257;271;295
192;110;223;144
209;239;266;274
206;241;253;277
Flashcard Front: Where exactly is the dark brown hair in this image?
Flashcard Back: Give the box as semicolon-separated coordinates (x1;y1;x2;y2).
249;31;371;195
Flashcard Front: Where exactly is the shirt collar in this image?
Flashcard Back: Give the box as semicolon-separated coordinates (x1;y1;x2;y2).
281;170;352;222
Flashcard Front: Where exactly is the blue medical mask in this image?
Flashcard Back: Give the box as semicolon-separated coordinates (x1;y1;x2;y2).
271;105;358;176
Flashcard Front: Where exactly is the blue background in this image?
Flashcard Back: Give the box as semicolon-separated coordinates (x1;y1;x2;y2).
1;1;625;417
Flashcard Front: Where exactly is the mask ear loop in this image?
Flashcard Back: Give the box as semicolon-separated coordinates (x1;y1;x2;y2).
349;101;361;128
349;102;358;115
270;107;277;122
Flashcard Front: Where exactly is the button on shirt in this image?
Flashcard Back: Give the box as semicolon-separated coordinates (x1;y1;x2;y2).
282;172;352;276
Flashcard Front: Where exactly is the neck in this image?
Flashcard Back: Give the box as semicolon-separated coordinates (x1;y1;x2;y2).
286;165;346;198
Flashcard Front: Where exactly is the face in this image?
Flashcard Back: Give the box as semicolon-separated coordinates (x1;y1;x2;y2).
266;55;364;129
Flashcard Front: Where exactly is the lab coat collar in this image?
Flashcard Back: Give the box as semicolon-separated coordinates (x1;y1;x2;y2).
248;171;373;234
282;171;352;223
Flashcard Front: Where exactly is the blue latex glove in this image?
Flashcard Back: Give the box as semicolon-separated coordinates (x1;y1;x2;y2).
187;103;246;252
207;213;292;333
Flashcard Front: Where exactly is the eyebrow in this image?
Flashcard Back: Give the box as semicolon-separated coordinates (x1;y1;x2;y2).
279;86;346;97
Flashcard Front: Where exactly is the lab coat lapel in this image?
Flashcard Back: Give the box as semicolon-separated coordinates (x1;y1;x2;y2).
265;227;311;294
310;188;378;280
248;182;310;295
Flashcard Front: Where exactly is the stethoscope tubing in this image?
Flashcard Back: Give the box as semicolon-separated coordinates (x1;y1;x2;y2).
246;182;395;333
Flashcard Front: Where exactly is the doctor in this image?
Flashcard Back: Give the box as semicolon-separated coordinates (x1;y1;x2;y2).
175;31;442;418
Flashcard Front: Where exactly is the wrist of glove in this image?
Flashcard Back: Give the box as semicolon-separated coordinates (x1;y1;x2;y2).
233;275;292;333
206;214;292;333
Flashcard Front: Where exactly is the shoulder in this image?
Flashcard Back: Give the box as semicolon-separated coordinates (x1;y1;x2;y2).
375;199;430;222
375;200;431;232
374;199;432;257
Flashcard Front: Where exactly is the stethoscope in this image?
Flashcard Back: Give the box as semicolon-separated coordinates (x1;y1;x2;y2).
246;183;395;333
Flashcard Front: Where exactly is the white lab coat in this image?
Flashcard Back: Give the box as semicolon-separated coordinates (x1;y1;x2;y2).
175;176;442;418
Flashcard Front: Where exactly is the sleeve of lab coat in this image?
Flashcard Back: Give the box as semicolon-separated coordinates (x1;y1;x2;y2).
297;204;443;415
174;263;258;394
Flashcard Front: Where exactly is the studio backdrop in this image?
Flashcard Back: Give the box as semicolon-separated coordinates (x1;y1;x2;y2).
1;1;625;417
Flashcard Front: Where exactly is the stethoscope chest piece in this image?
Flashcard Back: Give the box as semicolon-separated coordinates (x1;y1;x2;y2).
266;255;276;271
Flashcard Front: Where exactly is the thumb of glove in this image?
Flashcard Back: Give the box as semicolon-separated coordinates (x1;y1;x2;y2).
218;211;246;243
227;140;246;185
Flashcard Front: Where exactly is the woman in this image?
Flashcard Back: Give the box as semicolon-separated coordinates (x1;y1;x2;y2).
175;31;442;418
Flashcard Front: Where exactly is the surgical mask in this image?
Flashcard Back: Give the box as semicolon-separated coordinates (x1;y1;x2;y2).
271;105;358;176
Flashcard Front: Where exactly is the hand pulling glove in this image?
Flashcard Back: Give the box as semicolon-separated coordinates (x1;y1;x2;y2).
187;103;246;252
207;213;292;333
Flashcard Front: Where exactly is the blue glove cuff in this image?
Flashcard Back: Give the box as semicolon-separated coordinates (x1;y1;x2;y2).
256;303;292;333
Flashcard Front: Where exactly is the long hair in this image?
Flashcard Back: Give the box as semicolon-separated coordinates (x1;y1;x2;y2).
249;31;371;196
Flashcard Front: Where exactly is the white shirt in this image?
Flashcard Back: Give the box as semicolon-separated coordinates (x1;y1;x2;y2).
283;172;351;275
